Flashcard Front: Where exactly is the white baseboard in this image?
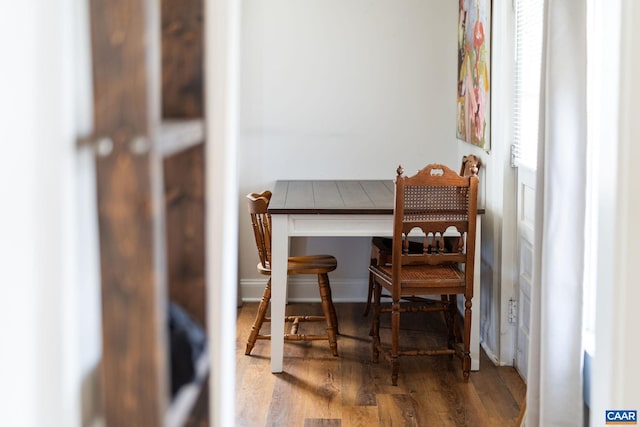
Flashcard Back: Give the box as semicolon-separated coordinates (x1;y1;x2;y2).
240;277;369;303
481;340;513;366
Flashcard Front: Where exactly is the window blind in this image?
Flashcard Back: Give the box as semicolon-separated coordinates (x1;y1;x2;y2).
513;0;544;169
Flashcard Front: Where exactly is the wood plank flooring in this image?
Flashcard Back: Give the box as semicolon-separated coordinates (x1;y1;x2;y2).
188;302;526;427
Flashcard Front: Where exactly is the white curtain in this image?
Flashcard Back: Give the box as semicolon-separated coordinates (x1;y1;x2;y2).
526;0;587;426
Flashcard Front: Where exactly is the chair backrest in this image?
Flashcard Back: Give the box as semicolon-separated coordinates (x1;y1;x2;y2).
247;191;273;271
391;164;479;292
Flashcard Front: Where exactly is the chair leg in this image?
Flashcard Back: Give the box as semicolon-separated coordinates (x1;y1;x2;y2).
245;278;271;355
371;278;382;362
364;245;381;317
446;295;457;350
391;299;400;386
453;295;463;344
318;273;338;356
323;274;339;335
462;296;472;381
441;294;451;331
363;268;375;316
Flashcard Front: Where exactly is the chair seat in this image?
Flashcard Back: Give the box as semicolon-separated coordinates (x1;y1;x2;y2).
370;264;465;289
363;236;461;315
257;254;337;276
287;255;337;274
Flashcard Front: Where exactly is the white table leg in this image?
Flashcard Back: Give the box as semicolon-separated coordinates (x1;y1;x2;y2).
270;214;288;373
471;215;481;371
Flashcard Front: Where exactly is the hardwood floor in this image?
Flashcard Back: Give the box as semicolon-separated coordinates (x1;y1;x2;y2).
189;302;526;427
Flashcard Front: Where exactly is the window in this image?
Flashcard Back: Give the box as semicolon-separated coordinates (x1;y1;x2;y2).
513;0;544;170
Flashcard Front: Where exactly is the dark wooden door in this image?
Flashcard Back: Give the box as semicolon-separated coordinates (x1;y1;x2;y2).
89;0;205;424
90;0;168;425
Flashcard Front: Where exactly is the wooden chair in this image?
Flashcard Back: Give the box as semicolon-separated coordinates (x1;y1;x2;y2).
244;191;339;357
363;154;482;316
369;164;478;385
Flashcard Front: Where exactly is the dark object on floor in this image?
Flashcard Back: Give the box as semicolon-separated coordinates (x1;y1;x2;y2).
169;302;206;397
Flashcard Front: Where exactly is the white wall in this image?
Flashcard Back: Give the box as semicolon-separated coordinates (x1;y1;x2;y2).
0;1;102;426
463;0;517;366
206;0;241;425
238;0;460;300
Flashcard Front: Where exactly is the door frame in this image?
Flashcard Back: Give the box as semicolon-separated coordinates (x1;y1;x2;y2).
205;1;241;426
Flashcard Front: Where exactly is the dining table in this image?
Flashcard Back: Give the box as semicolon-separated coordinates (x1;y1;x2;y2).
267;179;482;373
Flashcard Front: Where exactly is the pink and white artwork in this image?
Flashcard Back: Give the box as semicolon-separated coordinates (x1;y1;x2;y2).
457;0;491;149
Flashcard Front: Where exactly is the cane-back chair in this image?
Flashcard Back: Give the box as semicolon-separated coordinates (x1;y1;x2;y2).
363;155;482;316
369;164;478;385
245;191;339;357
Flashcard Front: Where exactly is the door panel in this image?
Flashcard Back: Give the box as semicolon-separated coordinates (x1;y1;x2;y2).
515;166;535;380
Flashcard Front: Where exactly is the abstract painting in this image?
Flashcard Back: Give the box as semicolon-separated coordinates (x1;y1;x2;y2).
457;0;491;149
